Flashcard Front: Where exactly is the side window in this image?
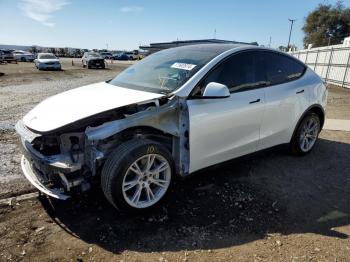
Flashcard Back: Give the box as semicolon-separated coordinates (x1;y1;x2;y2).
262;52;305;85
200;51;267;94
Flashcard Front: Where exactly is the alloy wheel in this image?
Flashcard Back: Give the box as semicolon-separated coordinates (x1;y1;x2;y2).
122;154;171;208
299;117;320;152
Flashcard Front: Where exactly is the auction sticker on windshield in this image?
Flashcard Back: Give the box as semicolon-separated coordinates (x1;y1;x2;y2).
171;62;196;71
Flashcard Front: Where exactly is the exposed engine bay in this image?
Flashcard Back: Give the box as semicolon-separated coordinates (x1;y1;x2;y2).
16;96;189;199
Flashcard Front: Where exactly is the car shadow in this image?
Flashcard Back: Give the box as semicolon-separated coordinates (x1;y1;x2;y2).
40;136;350;253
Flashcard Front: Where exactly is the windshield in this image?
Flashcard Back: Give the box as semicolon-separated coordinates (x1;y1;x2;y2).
88;53;102;58
109;45;224;94
38;54;56;59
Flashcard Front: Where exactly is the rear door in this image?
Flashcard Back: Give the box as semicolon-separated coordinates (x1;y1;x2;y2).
187;51;267;173
257;51;308;150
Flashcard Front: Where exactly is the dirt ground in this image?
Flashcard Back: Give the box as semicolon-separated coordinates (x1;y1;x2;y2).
0;61;350;261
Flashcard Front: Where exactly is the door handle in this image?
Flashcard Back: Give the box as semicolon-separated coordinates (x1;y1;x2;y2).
249;98;261;104
296;89;304;94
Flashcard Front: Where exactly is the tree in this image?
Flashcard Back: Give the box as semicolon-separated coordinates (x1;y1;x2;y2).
303;1;350;47
28;46;38;54
49;48;56;55
73;49;82;58
58;48;65;57
278;46;288;52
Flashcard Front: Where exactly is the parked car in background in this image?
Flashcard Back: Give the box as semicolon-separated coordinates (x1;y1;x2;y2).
100;52;113;59
12;50;35;62
113;52;130;61
82;52;105;69
16;44;327;213
125;51;138;60
111;52;123;60
34;53;61;70
0;50;17;63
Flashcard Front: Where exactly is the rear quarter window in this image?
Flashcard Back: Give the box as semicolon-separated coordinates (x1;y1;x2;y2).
261;52;305;86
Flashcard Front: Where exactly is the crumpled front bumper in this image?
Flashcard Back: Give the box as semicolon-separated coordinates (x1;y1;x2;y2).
16;120;80;200
21;155;70;200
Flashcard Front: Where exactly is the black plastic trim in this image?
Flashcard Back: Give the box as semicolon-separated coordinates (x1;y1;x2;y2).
290;104;326;143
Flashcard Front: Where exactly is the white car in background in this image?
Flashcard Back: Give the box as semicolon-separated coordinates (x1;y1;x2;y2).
16;44;327;213
34;53;61;70
12;50;35;62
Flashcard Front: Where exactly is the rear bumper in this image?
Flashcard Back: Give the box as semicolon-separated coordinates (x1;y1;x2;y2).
3;58;17;62
38;64;61;70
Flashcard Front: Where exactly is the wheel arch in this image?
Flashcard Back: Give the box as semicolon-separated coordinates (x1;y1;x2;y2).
118;125;175;151
85;97;190;176
291;104;325;142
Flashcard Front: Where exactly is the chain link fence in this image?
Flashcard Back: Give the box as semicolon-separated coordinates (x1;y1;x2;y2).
290;45;350;89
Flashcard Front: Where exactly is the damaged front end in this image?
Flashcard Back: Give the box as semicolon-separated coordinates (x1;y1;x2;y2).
15;96;189;200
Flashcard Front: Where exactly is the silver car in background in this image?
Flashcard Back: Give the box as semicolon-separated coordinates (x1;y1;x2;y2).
34;53;61;70
12;50;35;62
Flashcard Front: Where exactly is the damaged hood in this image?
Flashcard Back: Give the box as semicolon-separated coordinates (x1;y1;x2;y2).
23;82;164;133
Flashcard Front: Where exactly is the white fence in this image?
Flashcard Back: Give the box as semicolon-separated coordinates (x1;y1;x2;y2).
290;45;350;89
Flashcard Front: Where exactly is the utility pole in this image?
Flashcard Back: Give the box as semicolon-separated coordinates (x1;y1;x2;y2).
268;36;272;48
106;43;108;51
287;18;296;49
327;34;333;46
214;29;216;39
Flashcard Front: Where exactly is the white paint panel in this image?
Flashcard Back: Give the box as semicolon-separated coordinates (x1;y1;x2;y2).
23;82;164;132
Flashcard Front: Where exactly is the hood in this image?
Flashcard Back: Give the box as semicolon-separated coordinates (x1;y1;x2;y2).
23;82;164;133
37;58;59;63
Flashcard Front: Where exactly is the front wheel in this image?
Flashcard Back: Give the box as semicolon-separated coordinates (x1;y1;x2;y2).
290;112;321;155
101;139;174;213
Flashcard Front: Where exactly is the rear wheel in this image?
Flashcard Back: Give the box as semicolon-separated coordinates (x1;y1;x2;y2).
290;112;321;155
101;139;174;213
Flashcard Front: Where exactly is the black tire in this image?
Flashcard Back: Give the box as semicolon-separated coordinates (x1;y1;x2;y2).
101;139;174;213
100;63;105;69
87;62;91;69
21;57;26;62
290;112;321;155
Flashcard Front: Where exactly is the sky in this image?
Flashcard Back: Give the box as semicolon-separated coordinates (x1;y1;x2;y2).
0;0;347;50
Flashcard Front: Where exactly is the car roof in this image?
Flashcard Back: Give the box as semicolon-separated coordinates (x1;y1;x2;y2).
163;43;252;56
168;44;303;66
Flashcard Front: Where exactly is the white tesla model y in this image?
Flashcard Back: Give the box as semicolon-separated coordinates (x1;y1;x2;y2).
16;44;327;212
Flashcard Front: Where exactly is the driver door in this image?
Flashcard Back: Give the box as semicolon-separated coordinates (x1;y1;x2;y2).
187;51;267;173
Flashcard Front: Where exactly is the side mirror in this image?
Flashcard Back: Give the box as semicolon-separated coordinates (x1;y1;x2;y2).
203;82;230;98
